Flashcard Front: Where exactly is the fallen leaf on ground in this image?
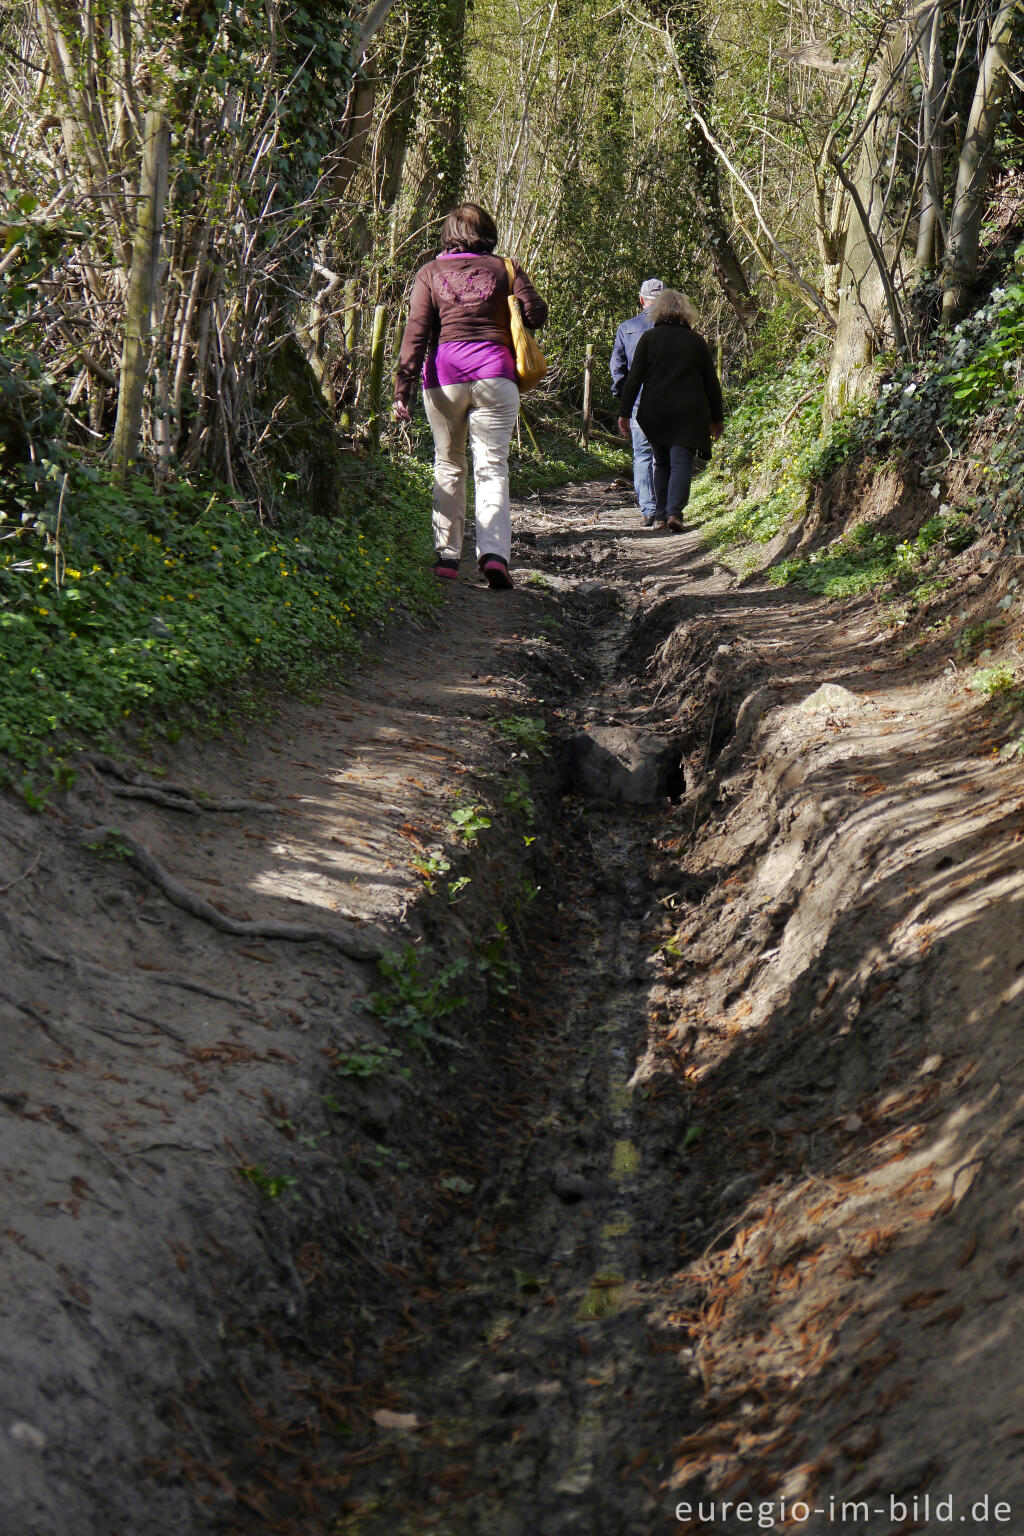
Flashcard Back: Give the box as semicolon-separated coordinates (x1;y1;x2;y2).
372;1409;422;1431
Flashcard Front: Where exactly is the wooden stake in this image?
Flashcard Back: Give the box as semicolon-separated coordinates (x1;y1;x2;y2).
341;279;359;429
367;304;387;450
582;343;594;449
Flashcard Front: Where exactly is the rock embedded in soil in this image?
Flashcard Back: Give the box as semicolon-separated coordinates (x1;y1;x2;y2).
798;682;865;713
568;725;679;805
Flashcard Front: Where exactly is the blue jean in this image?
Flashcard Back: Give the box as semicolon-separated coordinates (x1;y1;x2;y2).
630;416;656;521
652;444;695;518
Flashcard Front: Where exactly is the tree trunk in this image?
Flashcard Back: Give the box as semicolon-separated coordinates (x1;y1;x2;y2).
665;0;761;332
824;27;914;420
941;0;1023;323
915;0;946;272
113;110;170;471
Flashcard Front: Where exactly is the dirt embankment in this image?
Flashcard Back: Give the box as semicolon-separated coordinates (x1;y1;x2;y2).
3;480;1024;1535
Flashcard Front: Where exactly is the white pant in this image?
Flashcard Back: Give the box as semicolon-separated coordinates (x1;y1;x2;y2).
423;377;520;564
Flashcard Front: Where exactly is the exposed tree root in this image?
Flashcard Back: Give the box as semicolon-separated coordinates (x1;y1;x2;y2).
34;945;257;1012
81;826;381;963
79;752;276;813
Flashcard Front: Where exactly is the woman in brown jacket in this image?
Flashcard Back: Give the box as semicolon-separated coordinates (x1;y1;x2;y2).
394;203;548;588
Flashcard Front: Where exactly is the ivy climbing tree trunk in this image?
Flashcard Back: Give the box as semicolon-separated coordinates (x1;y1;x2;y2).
389;0;466;268
664;0;760;333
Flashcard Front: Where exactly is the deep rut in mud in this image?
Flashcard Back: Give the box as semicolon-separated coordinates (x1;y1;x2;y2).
307;504;707;1535
322;486;1024;1535
7;480;1024;1536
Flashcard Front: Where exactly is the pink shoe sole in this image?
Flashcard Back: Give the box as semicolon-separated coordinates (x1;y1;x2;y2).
432;564;458;580
480;557;513;590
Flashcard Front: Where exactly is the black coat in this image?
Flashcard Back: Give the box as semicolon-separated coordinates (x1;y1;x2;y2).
618;322;724;457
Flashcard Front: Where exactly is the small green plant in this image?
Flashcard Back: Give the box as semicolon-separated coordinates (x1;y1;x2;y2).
475;921;520;998
440;1174;476;1195
365;943;469;1052
494;715;549;755
502;773;536;823
969;663;1018;696
955;618;1003;655
239;1164;299;1198
450;801;491;844
84;829;133;860
411;848;452;892
333;1044;406;1078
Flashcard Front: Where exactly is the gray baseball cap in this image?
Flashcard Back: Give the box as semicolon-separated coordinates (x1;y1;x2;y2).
639;278;664;299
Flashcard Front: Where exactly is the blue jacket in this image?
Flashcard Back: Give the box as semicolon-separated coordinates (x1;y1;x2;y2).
610;311;653;396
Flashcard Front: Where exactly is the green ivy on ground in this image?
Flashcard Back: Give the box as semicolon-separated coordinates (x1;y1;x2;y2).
0;455;439;780
0;420;627;788
770;510;975;600
686;339;835;552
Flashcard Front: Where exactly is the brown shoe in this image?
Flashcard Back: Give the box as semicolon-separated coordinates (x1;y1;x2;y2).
667;515;685;533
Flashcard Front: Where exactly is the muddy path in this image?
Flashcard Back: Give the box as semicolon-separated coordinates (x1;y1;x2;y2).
4;480;1024;1535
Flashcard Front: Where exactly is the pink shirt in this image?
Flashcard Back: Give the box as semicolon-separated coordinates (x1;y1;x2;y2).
421;253;517;389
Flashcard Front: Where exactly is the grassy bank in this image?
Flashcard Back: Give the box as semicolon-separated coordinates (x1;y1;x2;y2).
687;260;1024;600
0;428;626;789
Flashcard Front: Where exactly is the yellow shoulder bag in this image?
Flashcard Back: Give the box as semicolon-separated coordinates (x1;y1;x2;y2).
502;257;547;392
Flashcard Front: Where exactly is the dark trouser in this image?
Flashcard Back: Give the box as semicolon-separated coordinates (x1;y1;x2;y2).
651;444;695;519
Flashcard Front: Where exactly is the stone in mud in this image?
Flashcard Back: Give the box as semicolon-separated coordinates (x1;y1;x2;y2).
575;579;618;604
799;682;863;714
569;726;677;805
551;1164;589;1202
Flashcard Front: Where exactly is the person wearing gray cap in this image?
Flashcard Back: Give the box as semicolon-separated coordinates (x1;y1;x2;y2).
610;278;663;526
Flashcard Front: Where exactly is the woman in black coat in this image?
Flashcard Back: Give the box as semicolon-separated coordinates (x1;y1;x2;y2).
617;289;724;532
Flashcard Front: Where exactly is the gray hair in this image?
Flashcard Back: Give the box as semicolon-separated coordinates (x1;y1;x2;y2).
646;288;699;327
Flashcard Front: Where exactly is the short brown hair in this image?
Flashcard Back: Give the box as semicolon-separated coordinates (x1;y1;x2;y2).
647;288;699;327
439;203;499;254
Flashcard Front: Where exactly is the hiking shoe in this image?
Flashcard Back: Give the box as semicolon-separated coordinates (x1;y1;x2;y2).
667;515;685;533
480;554;514;590
432;557;459;580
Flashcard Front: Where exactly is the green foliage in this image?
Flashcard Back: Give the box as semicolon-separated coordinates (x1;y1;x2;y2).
502;773;536;824
941;276;1024;417
449;801;491;844
493;715;549;755
772;512;974;600
239;1164;299;1199
474;920;520;998
365;944;470;1054
332;1045;407;1079
688;339;833;548
969;662;1018;696
507;425;629;495
0;455;438;778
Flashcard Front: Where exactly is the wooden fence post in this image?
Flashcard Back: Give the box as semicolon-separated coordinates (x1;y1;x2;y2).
367;303;387;449
581;343;594;448
113;109;170;473
340;279;359;429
